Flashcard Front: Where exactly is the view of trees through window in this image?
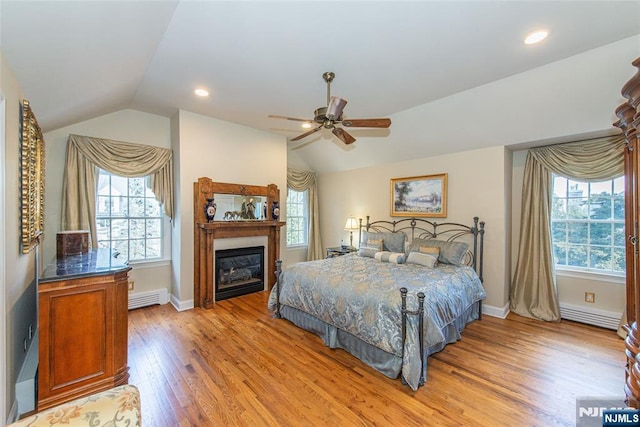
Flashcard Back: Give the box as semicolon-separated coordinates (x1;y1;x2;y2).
286;188;307;246
551;174;625;273
96;170;163;261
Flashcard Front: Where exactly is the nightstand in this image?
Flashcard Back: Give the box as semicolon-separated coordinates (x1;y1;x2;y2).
326;246;357;258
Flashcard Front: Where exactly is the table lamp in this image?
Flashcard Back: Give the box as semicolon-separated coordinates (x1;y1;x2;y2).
344;216;359;248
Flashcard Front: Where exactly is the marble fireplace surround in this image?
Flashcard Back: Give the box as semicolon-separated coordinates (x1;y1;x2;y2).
193;177;285;309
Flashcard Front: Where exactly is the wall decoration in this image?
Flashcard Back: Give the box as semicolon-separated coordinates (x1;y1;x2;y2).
20;99;45;253
390;173;447;218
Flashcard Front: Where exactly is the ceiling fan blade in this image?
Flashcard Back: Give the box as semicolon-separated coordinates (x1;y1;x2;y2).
326;96;348;120
341;118;391;128
290;126;322;141
332;128;356;145
268;114;313;123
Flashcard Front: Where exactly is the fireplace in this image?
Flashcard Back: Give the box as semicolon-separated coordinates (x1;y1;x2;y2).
194;177;285;308
215;246;264;301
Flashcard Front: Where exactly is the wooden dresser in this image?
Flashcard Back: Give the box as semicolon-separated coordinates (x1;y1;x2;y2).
37;249;131;411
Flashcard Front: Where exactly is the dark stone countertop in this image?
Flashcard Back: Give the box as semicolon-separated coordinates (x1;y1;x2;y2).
40;248;130;283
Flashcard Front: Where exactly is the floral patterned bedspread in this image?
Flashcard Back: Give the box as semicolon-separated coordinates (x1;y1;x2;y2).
268;254;486;389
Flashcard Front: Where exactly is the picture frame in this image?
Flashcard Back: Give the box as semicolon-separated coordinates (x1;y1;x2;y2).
390;173;447;218
20;99;45;253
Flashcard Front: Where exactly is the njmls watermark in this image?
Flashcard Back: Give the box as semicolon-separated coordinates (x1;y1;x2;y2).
577;397;640;427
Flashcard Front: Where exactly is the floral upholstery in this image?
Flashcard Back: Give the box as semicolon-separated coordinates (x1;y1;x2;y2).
9;385;140;427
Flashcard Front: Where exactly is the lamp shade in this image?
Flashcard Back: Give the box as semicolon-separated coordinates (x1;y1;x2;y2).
327;96;348;120
344;217;358;231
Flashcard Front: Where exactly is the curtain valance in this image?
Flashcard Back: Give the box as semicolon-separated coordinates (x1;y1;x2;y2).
65;134;174;218
61;134;174;249
529;135;625;181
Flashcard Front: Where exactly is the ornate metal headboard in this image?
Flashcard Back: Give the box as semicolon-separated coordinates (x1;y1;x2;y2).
360;216;485;282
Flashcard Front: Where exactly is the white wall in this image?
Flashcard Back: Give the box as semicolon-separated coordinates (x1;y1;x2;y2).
511;149;625;316
317;146;510;314
43;109;173;297
1;51;37;423
298;35;640;174
172;110;287;308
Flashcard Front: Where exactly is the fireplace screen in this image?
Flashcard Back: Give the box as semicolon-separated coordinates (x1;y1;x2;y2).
215;246;264;301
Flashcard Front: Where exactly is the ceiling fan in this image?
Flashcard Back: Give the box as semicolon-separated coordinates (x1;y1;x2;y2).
268;72;391;145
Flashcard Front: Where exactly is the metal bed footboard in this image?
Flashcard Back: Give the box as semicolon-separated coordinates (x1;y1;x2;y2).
401;287;426;387
274;259;283;318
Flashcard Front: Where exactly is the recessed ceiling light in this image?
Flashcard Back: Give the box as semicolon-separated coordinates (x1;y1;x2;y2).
524;31;548;45
301;122;312;129
194;88;209;97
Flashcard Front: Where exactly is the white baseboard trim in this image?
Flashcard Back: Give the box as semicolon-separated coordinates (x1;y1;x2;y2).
482;302;510;319
128;289;169;310
170;294;194;311
559;302;622;330
7;399;18;425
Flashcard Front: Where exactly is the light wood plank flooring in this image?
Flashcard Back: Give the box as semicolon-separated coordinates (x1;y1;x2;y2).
128;291;624;426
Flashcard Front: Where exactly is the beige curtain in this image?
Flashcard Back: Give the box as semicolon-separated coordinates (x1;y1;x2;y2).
61;134;174;248
511;135;625;321
287;169;323;261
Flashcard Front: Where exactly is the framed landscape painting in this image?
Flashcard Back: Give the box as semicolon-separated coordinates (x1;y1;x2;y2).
390;173;447;217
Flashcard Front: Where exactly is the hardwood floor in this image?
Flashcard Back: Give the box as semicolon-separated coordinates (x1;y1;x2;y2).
128;291;624;426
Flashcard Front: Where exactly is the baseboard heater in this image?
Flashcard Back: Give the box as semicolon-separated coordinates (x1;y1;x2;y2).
128;289;169;310
560;302;621;330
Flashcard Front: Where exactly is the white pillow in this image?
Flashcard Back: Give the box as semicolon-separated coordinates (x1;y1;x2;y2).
374;251;406;264
357;247;378;258
364;238;384;251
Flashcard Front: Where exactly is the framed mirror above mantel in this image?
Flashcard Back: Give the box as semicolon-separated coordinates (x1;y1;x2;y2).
193;177;285;308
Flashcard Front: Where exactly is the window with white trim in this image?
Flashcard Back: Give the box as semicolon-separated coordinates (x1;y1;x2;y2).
286;188;308;247
96;169;164;261
551;174;625;274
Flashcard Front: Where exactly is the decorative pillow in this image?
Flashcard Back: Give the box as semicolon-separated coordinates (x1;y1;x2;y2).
418;246;440;267
420;238;469;266
406;251;438;268
357;247;379;258
406;238;432;255
374;251;406;264
362;231;407;253
364;238;384;251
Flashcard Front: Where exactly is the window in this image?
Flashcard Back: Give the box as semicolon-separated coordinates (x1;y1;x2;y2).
96;169;163;262
286;188;308;247
551;174;625;274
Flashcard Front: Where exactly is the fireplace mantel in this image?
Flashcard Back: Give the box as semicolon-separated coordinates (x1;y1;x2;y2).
193;177;284;308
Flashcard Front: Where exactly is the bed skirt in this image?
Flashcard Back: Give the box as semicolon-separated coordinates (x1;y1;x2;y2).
278;301;481;382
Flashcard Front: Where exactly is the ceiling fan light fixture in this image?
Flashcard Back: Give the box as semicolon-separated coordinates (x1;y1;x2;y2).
524;30;548;45
301;122;312;129
326;96;348;120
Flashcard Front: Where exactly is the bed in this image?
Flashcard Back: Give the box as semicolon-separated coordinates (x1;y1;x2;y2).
268;216;486;390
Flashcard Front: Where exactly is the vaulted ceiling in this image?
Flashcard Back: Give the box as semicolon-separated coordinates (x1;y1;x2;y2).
2;1;639;171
